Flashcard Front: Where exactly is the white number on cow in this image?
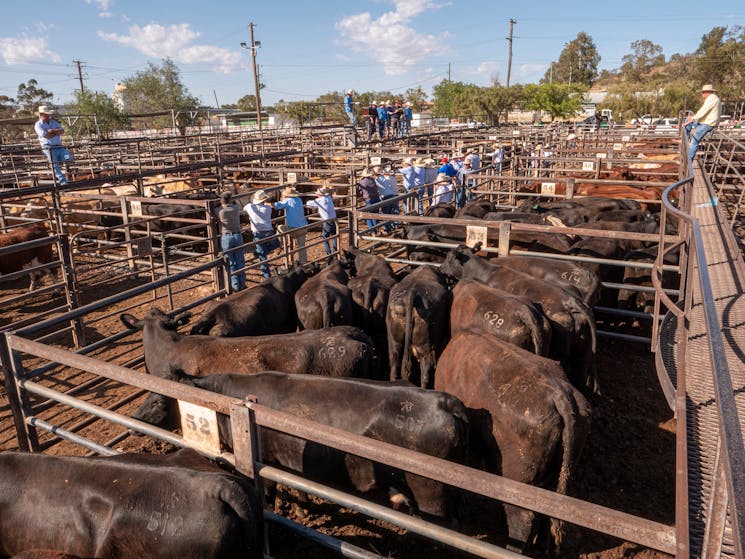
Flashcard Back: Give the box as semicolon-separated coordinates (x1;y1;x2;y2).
483;310;505;329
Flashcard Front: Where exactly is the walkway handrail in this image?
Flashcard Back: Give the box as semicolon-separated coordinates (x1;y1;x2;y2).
655;176;745;558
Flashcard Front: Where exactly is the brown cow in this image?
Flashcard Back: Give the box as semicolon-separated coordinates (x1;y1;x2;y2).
450;279;552;355
0;224;57;291
435;331;591;555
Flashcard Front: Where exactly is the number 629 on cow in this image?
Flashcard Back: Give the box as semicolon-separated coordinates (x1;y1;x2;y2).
178;400;221;455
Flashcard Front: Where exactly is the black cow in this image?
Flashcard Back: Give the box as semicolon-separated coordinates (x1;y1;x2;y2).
0;224;57;292
617;245;680;314
386;265;451;388
491;254;600;306
435;331;591;555
440;245;597;394
343;248;399;375
169;372;468;522
295;259;353;329
190;264;315;336
454;199;494;218
450;279;552;356
121;308;375;381
0;448;263;559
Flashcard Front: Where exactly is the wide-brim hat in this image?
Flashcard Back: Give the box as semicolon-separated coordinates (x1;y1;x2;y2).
403;157;413;164
360;168;373;178
424;158;436;166
37;105;53;115
281;186;301;198
436;172;450;182
701;83;717;93
317;186;332;196
567;133;577;141
412;158;424;166
252;189;270;204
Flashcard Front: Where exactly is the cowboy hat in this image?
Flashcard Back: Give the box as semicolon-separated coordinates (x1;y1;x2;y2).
403;157;413;165
360;168;373;178
37;105;54;115
412;158;424;166
567;133;577;141
252;189;270;204
436;172;450;182
371;165;381;174
701;84;717;93
281;186;301;198
317;185;332;196
424;158;435;166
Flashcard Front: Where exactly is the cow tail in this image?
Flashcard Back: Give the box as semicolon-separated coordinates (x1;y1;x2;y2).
517;306;548;357
189;314;216;336
550;386;590;552
402;291;415;380
567;296;599;394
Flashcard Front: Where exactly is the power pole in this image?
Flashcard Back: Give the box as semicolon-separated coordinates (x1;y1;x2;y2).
506;19;516;88
73;60;86;93
249;23;262;136
448;62;451;81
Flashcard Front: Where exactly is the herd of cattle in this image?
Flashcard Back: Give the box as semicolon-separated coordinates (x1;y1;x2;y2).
0;183;679;557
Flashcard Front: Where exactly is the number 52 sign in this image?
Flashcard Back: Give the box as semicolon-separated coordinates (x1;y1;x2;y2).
178;400;221;454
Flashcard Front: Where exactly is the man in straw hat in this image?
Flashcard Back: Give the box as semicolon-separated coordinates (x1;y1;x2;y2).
396;157;422;215
217;192;246;291
275;185;309;264
683;83;722;160
243;189;278;279
34;105;69;185
306;182;338;255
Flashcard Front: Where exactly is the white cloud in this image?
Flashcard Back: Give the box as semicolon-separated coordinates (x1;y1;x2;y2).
98;23;242;73
0;34;61;65
335;0;449;76
83;0;113;12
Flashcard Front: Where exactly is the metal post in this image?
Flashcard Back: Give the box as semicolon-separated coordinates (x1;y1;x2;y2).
249;22;264;152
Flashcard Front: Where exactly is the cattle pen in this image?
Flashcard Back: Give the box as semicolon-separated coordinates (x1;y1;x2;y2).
1;121;744;559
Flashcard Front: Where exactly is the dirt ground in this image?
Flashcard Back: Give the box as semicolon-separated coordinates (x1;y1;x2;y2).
0;261;675;559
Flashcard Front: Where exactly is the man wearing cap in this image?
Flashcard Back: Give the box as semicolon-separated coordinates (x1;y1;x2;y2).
217;192;246;291
243;189;278;279
402;102;413;137
366;100;379;141
34;105;68;185
275;185;309;264
306;183;338;255
357;168;380;229
344;90;356;127
683;84;722;160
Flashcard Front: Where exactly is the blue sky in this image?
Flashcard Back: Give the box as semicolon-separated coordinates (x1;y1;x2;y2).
1;0;741;108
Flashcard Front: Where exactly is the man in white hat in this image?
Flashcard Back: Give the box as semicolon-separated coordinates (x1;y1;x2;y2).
275;185;309;264
683;83;722;160
243;189;277;278
34;105;68;185
306;182;338;255
344;89;356;127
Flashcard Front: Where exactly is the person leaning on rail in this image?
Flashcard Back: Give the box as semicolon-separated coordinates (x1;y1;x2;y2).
683;83;722;161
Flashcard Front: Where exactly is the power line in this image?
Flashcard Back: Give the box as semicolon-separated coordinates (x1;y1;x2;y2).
71;60;87;94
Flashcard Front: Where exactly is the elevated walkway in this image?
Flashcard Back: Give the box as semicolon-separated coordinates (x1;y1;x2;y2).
658;160;745;558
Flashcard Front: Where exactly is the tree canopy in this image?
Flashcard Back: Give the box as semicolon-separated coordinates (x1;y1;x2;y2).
542;32;600;86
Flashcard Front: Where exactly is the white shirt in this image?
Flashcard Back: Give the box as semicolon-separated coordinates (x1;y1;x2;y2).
692;93;722;126
433;182;454;205
243;202;274;234
306;195;337;220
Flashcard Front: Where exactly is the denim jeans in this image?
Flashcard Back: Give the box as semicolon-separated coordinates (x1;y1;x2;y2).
42;147;68;185
253;229;276;278
380;194;398;232
685;121;713;160
221;233;246;291
321;220;338;255
364;197;380;229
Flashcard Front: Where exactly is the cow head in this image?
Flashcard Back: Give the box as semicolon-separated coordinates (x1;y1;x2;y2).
120;308;192;332
439;244;476;279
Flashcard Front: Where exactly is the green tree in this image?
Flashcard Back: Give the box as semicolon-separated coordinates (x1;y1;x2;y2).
542;32;600;86
119;58;199;129
68;90;130;138
619;40;665;82
692;26;745;101
234;94;258;113
431;80;472;118
274;100;324;126
403;86;428;111
16;79;54;116
524;83;585;121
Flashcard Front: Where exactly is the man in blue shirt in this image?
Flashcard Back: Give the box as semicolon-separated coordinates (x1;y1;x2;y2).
34;105;68;185
275;185;309;264
344;90;356;127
